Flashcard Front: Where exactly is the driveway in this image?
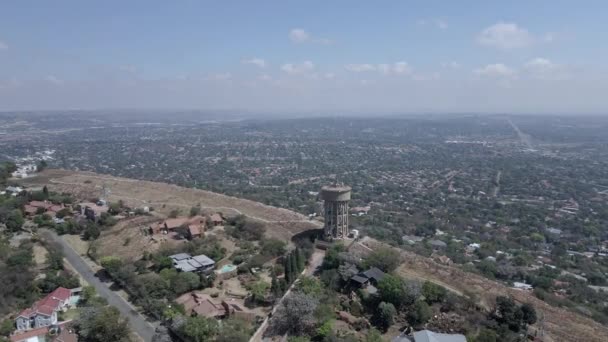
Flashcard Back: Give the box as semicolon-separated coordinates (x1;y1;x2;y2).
41;229;156;342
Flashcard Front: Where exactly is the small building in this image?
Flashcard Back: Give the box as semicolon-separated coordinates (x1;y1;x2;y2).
10;321;77;342
150;215;206;237
209;213;224;226
350;267;386;295
429;239;447;250
513;282;533;291
78;202;109;221
392;329;467;342
402;235;424;244
175;292;255;321
170;253;215;273
15;287;77;331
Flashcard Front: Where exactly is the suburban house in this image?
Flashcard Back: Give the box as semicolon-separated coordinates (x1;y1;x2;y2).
15;287;79;331
23;201;65;217
350;267;386;294
10;321;77;342
170;253;215;273
150;215;206;238
392;329;467;342
175;292;255;322
78;202;109;221
209;213;224;226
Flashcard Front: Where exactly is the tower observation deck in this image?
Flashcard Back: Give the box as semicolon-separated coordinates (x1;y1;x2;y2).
321;185;352;240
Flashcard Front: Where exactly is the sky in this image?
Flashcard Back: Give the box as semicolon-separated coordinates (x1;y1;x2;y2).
1;0;607;114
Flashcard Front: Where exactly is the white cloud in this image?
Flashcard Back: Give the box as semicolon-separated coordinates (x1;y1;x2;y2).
345;64;377;72
205;73;232;81
288;28;332;45
242;58;266;68
417;18;448;30
393;61;411;74
289;29;310;43
0;41;7;50
258;74;272;81
281;61;315;74
524;58;568;80
441;61;461;69
474;63;516;77
477;22;533;49
346;62;411;75
324;73;335;80
45;75;64;85
434;19;448;30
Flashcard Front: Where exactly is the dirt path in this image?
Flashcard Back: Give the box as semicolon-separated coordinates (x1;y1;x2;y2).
492;170;501;197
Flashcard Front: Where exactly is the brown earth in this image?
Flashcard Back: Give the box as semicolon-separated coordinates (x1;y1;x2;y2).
358;237;608;342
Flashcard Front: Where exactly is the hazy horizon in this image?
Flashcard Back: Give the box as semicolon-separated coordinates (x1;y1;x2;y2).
1;1;608;113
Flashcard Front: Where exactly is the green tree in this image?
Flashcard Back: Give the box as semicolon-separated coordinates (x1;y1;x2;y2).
248;281;270;304
365;247;401;273
364;328;384;342
374;301;396;331
189;206;201;217
295;247;305;271
408;300;432;326
260;238;287;257
521;303;537;325
5;210;24;232
474;328;498;342
290;251;299;275
296;276;323;297
377;274;415;308
285;254;293;284
172;272;200;295
0;319;15;337
76;306;131;342
42;186;49;197
100;256;124;275
422;281;447;304
179;316;219;342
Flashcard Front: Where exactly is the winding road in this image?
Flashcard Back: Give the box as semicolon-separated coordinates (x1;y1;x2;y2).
41;229;156;342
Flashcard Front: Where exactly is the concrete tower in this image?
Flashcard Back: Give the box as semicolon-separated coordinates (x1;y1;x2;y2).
321;185;352;240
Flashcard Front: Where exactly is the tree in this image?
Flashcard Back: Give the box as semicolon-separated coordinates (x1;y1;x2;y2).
422;281;447;304
0;319;15;337
168;209;180;218
521;303;537;325
321;243;345;270
172;272;200;295
290;250;299;274
271;272;281;298
269;292;318;336
475;328;498;342
295;247;305;271
216;318;253;342
364;247;401;273
364;328;384;342
100;256;124;275
76;306;131;342
408;300;432;326
248;281;270;304
374;301;396;331
83;224;101;240
5;210;24;232
377;274;416;308
37;160;48;172
42;186;49;197
260;238;286;257
189;206;201;217
285;254;293;284
296;276;323;297
179;316;219;342
493;296;525;332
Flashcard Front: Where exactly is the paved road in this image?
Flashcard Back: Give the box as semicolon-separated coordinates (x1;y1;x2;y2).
41;230;156;342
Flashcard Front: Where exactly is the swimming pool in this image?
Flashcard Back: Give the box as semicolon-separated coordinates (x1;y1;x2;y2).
218;264;237;273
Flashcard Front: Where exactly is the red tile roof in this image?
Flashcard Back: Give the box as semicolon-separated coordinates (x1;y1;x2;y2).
10;326;50;342
188;224;201;236
18;287;72;318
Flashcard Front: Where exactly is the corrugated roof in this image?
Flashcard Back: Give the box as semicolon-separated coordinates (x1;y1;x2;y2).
412;330;467;342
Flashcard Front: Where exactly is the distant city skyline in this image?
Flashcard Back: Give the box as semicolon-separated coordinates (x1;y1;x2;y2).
1;1;607;113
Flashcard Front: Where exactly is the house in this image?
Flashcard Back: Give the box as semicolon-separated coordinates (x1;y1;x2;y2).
78;202;109;221
150;215;206;237
175;292;255;321
402;235;424;244
392;329;467;342
209;213;224;226
15;288;78;331
351;267;386;294
429;240;447;250
24;201;66;217
170;253;215;273
513;282;533;291
10;321;77;342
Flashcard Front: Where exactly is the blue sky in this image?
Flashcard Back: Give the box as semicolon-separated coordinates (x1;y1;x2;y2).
1;1;607;113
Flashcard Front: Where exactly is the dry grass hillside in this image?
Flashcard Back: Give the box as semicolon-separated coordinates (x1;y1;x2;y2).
358;237;608;342
22;169;321;241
